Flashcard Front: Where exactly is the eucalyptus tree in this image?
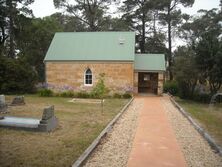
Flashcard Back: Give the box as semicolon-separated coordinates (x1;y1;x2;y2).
145;32;167;53
158;0;194;80
194;10;222;94
17;16;63;81
195;31;222;94
50;12;86;32
173;46;199;98
181;8;222;94
53;0;112;31
120;0;164;53
220;0;222;10
0;0;8;53
181;9;221;44
0;0;34;58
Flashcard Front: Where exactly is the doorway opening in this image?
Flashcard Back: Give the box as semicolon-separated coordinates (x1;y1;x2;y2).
138;72;158;94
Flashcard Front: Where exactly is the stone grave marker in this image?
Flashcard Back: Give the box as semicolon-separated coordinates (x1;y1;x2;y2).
38;105;58;132
0;95;7;113
11;96;25;105
0;95;5;105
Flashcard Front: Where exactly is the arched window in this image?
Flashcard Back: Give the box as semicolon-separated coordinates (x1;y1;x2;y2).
84;68;92;85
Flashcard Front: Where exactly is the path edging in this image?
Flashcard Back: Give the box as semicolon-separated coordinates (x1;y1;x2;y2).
169;94;222;156
72;97;134;167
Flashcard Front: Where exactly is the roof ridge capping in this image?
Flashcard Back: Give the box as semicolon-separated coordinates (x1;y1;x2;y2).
135;53;165;56
55;31;135;34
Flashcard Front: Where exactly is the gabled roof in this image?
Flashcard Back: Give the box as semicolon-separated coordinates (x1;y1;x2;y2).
135;54;166;71
44;32;135;61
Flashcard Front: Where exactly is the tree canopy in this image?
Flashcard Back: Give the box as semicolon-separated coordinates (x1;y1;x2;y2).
53;0;112;31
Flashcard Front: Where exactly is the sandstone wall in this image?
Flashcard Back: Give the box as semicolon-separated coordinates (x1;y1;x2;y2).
45;61;134;93
133;72;138;93
157;72;164;95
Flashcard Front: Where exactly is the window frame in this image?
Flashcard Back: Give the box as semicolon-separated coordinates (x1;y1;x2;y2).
84;68;93;86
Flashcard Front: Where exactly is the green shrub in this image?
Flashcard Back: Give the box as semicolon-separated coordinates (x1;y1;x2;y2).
60;91;75;97
113;93;122;99
122;93;132;99
88;92;99;99
76;91;90;98
91;73;109;99
163;81;178;96
38;89;53;97
192;93;212;103
0;56;37;94
215;95;222;103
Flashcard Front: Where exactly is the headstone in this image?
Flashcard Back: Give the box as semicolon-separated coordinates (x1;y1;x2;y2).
0;95;7;113
38;105;58;132
41;106;54;120
11;96;25;105
0;95;5;105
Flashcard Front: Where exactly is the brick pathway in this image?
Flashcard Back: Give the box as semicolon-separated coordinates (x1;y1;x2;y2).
127;96;187;167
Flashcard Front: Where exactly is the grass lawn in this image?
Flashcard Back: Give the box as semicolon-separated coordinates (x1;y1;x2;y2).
0;95;129;167
175;97;222;147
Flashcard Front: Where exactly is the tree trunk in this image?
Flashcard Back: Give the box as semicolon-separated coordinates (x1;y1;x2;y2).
153;11;157;36
140;9;146;53
0;26;7;45
210;81;221;95
9;0;15;58
191;80;197;98
167;5;173;80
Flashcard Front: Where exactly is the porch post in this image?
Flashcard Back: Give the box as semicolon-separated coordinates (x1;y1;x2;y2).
158;72;164;95
134;72;138;94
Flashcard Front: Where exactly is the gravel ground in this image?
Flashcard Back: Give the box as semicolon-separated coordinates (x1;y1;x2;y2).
83;99;142;167
162;95;222;167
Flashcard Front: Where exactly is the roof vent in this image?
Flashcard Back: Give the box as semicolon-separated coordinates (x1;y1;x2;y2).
119;37;125;45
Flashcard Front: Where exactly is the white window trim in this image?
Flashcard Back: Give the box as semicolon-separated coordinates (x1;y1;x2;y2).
84;68;93;86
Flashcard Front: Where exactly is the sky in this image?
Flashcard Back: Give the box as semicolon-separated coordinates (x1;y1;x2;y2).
30;0;221;18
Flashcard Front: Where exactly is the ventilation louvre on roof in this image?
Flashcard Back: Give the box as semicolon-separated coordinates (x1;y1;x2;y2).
119;37;125;45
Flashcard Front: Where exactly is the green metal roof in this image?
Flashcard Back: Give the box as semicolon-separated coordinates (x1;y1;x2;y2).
134;54;166;71
44;32;135;61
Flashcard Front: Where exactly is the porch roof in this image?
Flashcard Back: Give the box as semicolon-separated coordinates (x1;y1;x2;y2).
134;54;166;72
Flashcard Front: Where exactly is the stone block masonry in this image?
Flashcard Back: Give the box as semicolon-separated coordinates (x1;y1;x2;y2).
45;61;134;93
158;73;164;95
133;72;138;93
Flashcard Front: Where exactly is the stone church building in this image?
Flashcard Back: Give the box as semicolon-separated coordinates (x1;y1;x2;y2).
44;32;165;95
